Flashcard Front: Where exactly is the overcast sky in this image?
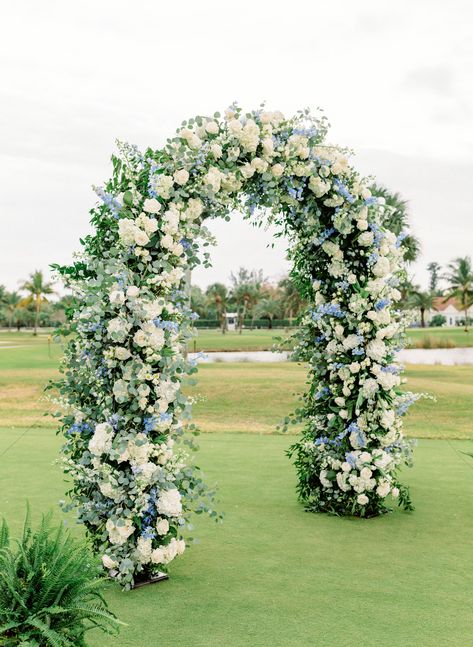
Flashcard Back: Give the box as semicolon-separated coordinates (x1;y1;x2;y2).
1;0;472;295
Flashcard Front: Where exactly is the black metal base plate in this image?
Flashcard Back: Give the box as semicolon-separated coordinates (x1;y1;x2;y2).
133;571;169;589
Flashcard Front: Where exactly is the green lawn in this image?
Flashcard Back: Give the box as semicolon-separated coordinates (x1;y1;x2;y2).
0;428;472;647
1;333;473;645
191;327;473;351
1;333;472;439
407;326;473;348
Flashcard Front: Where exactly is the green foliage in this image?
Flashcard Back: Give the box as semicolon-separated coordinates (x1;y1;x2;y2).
429;314;446;327
0;509;122;646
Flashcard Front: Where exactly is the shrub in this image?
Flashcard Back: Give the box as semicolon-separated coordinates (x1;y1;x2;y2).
0;509;121;646
429;314;446;327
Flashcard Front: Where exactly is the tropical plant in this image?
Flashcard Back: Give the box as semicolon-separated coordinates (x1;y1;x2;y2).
443;256;473;332
1;291;22;331
278;276;306;322
230;268;264;333
409;290;434;328
254;297;282;329
206;282;229;333
370;183;420;263
427;261;442;295
0;509;121;646
19;270;55;335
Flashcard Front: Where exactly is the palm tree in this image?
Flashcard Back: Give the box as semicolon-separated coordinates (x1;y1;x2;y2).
370;184;420;263
255;297;282;329
278;276;305;323
206;283;229;334
409;290;434;328
19;270;55;335
3;291;22;331
0;285;7;305
230;268;264;334
427;261;442;295
443;256;473;332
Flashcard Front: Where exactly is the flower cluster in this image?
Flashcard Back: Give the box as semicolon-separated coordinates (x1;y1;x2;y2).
54;104;416;587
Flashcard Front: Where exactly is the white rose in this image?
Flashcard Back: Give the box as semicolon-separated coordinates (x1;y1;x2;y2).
359;231;374;246
126;286;140;298
174;169;189;186
210;143;222;159
360;467;373;480
271;163;284;177
114;346;131;360
227;119;243;134
380;409;395;429
102;555;118;569
349;362;360;374
134;229;150;247
156;518;170;535
376;481;391;498
357;494;369;505
372;257;391;277
205;120;219;134
151;547;165;564
134;330;148;347
391;487;399;499
143;198;162;214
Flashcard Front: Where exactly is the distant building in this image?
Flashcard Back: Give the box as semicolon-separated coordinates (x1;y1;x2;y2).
225;312;238;331
426;296;465;327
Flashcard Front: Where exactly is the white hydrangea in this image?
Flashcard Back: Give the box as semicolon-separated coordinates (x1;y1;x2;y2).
156;488;182;517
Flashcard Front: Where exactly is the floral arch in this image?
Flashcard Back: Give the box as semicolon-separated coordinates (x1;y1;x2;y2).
55;105;416;588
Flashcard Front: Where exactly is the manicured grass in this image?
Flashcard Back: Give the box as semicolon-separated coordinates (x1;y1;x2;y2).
0;427;472;647
407;326;473;348
190;328;292;351
191;328;473;351
2;334;471;439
